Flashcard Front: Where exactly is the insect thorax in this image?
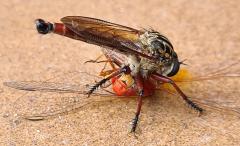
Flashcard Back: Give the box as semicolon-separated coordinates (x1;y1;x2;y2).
139;30;174;61
135;30;176;77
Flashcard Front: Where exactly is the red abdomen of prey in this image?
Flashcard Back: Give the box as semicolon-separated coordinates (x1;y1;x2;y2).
111;75;155;97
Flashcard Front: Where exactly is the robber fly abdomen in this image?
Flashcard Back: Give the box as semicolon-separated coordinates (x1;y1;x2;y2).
34;16;202;132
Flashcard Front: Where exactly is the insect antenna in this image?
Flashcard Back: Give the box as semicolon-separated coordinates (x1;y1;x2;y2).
179;59;188;66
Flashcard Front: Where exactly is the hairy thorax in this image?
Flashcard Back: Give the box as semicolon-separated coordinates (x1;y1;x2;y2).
126;30;176;78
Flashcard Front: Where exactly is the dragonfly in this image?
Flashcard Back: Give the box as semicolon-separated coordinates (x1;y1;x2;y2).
3;16;240;132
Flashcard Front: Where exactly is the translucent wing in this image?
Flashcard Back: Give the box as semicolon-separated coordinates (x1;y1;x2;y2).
4;62;240;120
4;81;88;93
159;61;240;116
61;16;155;60
61;16;140;40
4;71;117;120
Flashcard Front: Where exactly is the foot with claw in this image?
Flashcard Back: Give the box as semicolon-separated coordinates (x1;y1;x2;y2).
131;116;139;133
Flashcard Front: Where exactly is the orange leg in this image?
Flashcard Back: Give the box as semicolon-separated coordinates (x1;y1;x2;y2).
85;53;119;77
84;54;104;64
99;53;118;76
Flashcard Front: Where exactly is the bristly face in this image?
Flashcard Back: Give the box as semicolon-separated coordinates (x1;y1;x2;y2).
139;30;180;77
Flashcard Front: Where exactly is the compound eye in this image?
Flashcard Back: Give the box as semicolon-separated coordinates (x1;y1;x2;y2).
167;58;180;77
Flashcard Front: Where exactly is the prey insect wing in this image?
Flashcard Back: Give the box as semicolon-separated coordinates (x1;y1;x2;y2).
4;72;117;120
159;87;240;116
4;81;88;93
5;63;240;120
158;62;240;116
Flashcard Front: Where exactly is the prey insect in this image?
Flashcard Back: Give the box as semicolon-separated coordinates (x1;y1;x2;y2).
3;16;239;132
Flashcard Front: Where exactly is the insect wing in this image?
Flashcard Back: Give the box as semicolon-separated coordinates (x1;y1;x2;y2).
60;16;154;60
4;72;116;120
159;63;240;116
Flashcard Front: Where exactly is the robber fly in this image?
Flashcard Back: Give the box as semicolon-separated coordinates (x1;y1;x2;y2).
32;16;204;132
5;16;203;132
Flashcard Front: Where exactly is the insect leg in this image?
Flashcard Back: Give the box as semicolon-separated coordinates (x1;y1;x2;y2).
151;73;203;114
99;54;118;77
87;66;131;97
104;54;117;70
85;60;111;64
84;53;118;77
85;59;116;77
84;54;105;64
131;74;144;132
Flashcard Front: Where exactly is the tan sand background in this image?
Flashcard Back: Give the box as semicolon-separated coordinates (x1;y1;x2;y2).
0;0;240;145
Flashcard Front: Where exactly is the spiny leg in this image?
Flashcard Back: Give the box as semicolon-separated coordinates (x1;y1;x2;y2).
151;73;203;114
87;66;131;97
131;74;144;133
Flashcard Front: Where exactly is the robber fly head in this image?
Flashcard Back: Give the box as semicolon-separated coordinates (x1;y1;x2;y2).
139;30;180;77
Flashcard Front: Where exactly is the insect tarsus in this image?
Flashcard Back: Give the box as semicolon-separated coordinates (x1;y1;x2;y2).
87;78;108;97
185;98;203;114
151;73;203;114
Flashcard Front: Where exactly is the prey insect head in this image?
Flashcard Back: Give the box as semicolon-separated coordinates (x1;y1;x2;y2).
35;19;53;34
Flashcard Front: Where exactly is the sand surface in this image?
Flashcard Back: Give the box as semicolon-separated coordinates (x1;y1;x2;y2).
0;0;240;145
